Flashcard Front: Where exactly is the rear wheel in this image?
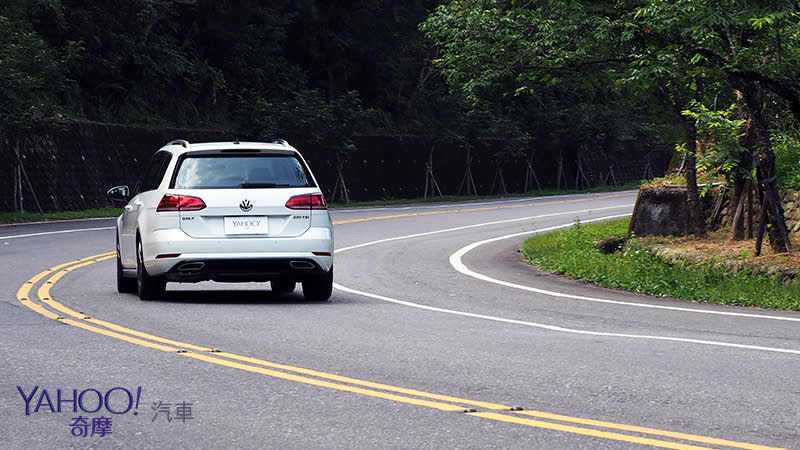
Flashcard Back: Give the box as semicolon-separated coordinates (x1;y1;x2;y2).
136;239;166;300
302;268;333;301
271;279;296;293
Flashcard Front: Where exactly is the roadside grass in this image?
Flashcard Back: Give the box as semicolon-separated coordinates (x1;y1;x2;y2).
521;219;800;311
0;206;123;224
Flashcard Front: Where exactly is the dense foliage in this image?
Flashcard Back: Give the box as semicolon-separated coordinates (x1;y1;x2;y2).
2;1;798;195
423;0;800;251
0;0;680;152
0;1;459;138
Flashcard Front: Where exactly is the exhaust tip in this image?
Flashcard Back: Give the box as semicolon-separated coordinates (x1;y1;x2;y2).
177;262;206;272
289;261;316;270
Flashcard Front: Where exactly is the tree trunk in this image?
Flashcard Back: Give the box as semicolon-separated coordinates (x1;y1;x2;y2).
403;46;439;117
682;116;705;237
669;81;705;237
746;184;753;239
729;178;746;241
728;73;792;254
729;91;757;241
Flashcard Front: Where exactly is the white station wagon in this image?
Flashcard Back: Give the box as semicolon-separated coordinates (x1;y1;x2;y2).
107;140;334;301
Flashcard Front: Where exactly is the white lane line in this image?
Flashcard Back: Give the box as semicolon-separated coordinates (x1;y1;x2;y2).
335;205;630;252
334;210;800;355
333;283;800;355
449;217;800;324
1;226;115;240
332;197;535;213
332;192;638;214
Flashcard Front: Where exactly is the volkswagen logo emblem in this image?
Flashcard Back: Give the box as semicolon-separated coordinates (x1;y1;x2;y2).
239;199;253;212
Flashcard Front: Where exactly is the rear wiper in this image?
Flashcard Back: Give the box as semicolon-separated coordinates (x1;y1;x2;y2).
240;182;291;188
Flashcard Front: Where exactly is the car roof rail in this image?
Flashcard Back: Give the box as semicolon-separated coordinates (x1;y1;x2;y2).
273;139;290;147
167;139;190;148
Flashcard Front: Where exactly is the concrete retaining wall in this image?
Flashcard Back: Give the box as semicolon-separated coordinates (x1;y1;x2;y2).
630;184;800;238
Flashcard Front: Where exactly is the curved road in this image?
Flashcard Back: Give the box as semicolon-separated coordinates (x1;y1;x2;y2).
1;191;798;449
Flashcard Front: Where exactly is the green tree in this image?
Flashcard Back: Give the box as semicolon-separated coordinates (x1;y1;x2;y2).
0;1;78;129
629;0;798;252
422;0;800;252
286;1;449;125
52;0;230;124
4;0;460;137
421;0;679;189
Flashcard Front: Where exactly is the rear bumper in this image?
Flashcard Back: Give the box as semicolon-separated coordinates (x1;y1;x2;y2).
138;226;333;280
164;257;329;283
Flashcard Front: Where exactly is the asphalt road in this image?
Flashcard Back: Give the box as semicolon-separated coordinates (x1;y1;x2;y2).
1;191;798;450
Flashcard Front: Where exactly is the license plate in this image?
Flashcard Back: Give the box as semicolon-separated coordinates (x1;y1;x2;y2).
224;216;268;235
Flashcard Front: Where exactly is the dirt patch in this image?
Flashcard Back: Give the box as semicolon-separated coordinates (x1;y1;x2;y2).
640;230;800;282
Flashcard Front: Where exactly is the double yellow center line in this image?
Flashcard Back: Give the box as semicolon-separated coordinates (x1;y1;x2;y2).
15;252;786;450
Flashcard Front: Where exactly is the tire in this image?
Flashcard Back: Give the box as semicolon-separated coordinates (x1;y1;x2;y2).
136;239;165;301
301;268;333;301
271;279;296;293
117;251;137;294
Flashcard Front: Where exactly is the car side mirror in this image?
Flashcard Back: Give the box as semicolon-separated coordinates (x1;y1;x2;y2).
106;185;130;206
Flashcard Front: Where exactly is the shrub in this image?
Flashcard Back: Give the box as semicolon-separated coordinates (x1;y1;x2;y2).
775;132;800;190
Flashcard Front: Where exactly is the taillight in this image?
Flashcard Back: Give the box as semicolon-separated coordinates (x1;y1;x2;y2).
285;193;327;210
157;194;206;211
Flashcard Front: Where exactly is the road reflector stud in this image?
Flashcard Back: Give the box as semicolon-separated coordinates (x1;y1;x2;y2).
177;349;188;353
510;406;524;411
464;408;477;413
210;348;222;353
83;316;92;319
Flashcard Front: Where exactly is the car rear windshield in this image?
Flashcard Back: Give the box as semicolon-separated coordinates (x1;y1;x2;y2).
172;154;315;189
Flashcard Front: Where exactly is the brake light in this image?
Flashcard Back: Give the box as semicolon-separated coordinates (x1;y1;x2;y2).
157;194;207;211
285;193;327;210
